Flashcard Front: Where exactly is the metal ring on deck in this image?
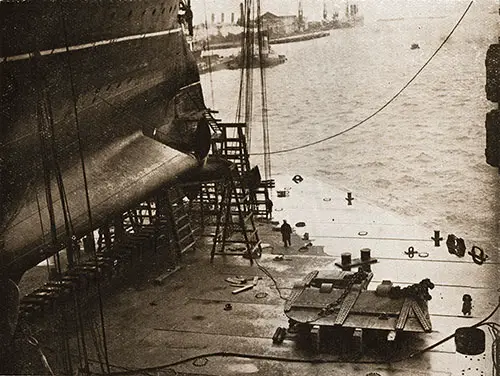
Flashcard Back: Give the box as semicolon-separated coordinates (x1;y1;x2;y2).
193;357;208;367
255;292;268;299
358;231;368;236
405;246;417;258
292;174;303;184
323;197;331;201
418;252;429;258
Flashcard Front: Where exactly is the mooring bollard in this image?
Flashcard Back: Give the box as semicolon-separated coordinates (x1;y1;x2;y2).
431;230;443;247
346;192;354;205
360;248;371;261
341;252;352;270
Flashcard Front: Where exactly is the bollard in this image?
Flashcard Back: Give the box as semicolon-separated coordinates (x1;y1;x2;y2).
346;192;354;205
341;252;352;270
360;248;371;261
432;230;443;247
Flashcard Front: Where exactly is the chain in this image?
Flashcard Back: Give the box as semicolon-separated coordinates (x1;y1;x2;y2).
318;270;367;317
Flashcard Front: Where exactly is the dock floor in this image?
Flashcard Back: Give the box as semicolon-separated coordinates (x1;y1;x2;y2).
10;174;499;375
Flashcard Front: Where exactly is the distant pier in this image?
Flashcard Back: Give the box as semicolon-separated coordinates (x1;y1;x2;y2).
269;31;330;45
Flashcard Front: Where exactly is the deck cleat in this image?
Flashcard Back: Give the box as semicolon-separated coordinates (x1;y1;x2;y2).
432;230;443;246
468;245;488;265
345;192;354;205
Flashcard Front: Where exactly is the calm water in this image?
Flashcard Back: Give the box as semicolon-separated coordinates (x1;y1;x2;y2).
200;2;499;250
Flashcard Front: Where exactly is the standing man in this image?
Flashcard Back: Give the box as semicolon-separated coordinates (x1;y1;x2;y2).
265;198;273;219
280;220;292;248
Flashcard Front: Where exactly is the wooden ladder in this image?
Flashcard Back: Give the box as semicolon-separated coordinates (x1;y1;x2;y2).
211;122;251;175
210;166;262;265
164;184;196;260
251;179;275;219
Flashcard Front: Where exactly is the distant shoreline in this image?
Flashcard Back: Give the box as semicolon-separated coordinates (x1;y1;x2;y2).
206;30;335;50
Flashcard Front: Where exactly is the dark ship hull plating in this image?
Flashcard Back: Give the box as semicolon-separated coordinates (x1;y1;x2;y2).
0;1;208;279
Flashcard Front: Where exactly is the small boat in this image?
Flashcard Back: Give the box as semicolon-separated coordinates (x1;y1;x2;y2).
197;52;232;74
226;31;286;70
226;51;286;70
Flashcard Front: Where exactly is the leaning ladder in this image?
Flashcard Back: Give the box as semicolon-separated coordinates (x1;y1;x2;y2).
164;184;196;260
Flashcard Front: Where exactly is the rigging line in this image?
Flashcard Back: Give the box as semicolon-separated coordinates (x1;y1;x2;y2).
236;0;250;124
58;2;111;374
71;292;86;374
244;0;255;151
46;94;78;268
35;89;62;277
250;0;474;157
89;318;106;375
256;0;271;180
201;0;216;108
43;94;76;373
236;1;254;128
35;192;52;278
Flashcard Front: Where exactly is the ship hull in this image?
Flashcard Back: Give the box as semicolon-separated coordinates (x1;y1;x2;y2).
0;0;207;277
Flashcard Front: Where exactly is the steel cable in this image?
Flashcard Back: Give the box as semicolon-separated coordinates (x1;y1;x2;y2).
250;0;474;156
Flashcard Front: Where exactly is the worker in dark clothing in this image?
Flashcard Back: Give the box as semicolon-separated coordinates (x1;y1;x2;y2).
178;1;194;36
265;198;273;219
184;4;194;36
280;220;292;248
462;294;472;316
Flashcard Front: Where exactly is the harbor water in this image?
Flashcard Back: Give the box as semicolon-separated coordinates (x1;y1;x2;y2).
200;1;499;251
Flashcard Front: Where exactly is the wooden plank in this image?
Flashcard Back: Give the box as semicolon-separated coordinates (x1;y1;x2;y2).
351;291;404;315
334;290;360;326
284;270;318;312
291;289;344;309
412;300;432;332
396;298;412;330
153;266;182;285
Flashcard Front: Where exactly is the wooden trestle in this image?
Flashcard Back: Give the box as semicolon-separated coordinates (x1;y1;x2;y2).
18;117;271;319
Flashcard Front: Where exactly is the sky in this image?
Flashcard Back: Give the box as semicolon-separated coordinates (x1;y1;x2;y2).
190;0;495;25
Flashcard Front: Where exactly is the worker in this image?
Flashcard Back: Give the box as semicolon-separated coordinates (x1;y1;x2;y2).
462;294;472;316
184;3;194;36
178;1;194;36
265;198;273;219
280;220;292;248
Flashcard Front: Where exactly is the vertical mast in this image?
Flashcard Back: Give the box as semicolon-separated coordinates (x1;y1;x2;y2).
298;1;304;30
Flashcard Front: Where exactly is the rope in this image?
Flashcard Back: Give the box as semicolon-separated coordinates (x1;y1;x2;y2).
250;0;474;156
236;0;255;151
88;300;499;376
409;298;500;358
253;258;288;301
201;0;215;108
58;1;111;373
256;0;272;180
